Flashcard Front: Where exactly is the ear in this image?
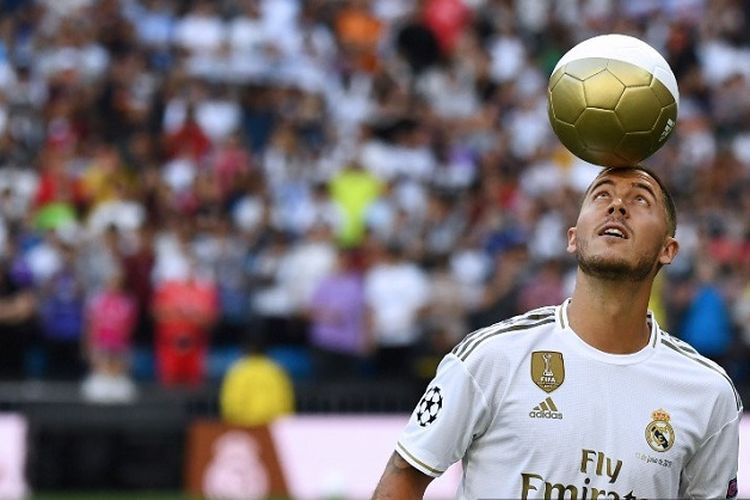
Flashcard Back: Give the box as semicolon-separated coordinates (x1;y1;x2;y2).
658;236;679;266
566;227;577;255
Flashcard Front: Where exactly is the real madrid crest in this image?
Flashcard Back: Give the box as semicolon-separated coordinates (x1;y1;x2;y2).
645;409;675;452
530;351;565;393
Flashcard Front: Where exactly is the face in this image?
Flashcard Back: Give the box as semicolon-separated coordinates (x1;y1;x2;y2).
567;169;679;282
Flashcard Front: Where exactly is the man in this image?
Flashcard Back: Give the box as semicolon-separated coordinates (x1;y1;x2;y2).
365;240;431;378
373;166;742;499
152;263;219;387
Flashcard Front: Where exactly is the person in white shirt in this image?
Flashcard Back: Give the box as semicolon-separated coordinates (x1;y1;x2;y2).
373;166;742;499
173;1;225;56
365;240;430;377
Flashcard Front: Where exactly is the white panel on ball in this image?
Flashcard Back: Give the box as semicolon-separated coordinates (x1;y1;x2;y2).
553;34;679;107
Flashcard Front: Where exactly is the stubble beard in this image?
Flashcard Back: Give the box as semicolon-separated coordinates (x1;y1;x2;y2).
576;241;658;283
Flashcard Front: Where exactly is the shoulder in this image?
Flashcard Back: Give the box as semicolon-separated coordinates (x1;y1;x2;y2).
659;330;742;412
659;330;728;379
451;306;558;363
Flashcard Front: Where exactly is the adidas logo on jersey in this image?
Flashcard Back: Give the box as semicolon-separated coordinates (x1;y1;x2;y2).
529;397;563;419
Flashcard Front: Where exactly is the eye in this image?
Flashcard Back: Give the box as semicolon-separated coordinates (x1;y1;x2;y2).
593;191;609;200
634;194;650;205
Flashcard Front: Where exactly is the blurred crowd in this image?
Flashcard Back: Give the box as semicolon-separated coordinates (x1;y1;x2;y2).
0;0;749;400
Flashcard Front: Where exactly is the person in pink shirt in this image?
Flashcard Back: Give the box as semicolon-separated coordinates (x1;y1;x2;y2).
82;270;138;402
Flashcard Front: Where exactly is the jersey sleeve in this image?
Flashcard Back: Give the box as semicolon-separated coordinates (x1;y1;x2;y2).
396;353;491;477
680;396;743;499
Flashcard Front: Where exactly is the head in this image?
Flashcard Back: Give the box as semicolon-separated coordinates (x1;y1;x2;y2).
105;268;125;292
567;166;679;282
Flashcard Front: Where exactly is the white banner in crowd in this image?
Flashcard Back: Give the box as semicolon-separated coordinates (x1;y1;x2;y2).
0;414;28;500
2;411;748;499
271;415;461;498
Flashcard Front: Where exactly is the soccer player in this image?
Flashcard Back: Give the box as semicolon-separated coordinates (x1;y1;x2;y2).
373;166;742;499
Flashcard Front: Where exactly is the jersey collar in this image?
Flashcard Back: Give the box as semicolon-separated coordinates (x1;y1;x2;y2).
556;298;659;365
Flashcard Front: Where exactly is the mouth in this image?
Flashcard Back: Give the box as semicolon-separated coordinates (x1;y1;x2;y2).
598;223;629;239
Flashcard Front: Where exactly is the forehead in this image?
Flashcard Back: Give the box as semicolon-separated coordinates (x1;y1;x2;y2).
587;169;661;195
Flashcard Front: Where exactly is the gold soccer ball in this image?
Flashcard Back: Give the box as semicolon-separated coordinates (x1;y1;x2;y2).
547;34;679;167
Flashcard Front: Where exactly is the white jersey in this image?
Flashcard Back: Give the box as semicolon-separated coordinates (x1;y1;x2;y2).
397;300;743;499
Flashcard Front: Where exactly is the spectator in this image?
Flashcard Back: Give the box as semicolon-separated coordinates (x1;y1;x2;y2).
195;216;250;345
173;0;224;57
130;0;176;50
679;260;733;365
208;132;254;201
78;224;123;295
33;146;83;210
252;223;336;345
468;242;529;331
418;253;468;379
122;223;156;348
193;84;242;145
422;0;471;56
307;247;369;380
227;0;270;61
85;181;145;240
37;238;86;380
81;268;137;403
248;230;295;345
394;10;442;75
518;259;565;312
0;240;36;379
334;0;383;73
163;103;211;162
152;263;219;387
732;268;750;378
329;162;382;247
364;240;430;378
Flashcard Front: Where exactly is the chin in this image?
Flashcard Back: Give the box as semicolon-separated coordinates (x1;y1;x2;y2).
577;252;655;282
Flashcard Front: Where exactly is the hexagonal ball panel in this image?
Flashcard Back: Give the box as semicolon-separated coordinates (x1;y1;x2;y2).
650;76;676;107
549;120;587;160
563;58;608;80
583;70;625;109
548;67;565;90
606;60;653;87
575;108;625;152
549;74;586;124
616;131;654;164
615;87;662;132
579;148;631;168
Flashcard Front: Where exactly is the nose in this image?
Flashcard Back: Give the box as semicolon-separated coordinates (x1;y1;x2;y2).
607;197;627;216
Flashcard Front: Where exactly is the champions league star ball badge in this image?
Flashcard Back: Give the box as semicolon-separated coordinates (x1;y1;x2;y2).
645;409;675;452
416;386;443;427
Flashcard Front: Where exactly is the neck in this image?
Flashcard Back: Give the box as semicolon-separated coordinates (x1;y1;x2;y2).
567;270;654;354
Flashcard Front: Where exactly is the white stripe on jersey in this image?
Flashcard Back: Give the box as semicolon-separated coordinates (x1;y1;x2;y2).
452;307;556;361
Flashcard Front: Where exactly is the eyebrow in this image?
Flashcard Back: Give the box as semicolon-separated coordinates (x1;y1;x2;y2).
632;181;657;201
588;178;614;195
588;178;658;201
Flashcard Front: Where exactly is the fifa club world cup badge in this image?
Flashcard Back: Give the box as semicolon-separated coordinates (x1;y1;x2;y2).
645;409;675;452
530;352;565;393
